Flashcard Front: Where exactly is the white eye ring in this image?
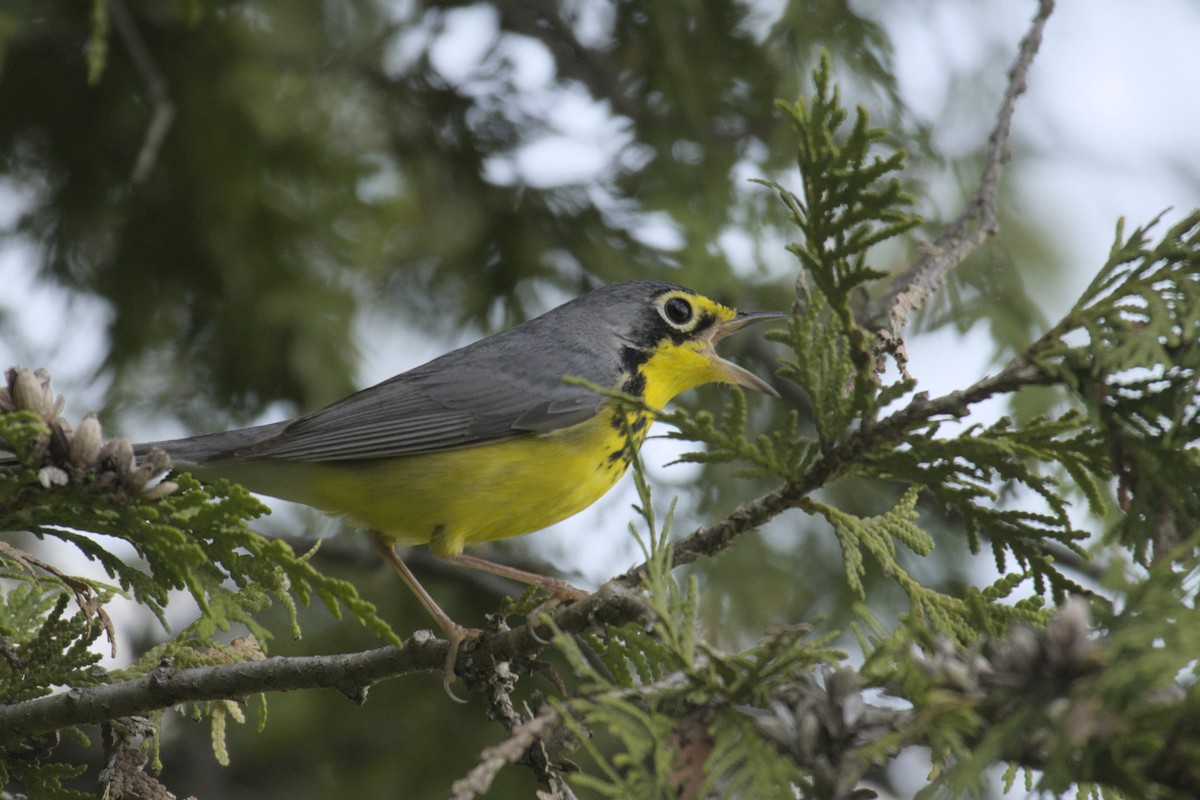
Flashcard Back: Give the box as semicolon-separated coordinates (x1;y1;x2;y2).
659;295;695;329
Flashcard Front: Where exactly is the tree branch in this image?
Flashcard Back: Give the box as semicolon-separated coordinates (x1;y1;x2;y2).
758;599;1200;797
617;0;1060;586
0;582;653;745
449;705;564;800
106;0;175;183
617;353;1052;585
0;641;431;746
863;0;1056;356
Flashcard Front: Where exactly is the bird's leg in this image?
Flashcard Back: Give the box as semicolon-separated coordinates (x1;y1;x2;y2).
370;532;480;702
441;552;590;601
438;552;589;640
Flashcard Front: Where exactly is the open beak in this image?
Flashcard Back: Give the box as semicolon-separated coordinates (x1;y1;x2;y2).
704;310;788;397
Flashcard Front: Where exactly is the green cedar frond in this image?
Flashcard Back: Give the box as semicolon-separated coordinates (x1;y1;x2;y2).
1033;210;1200;562
0;428;396;647
559;453;845;796
0;584;104;797
0;588;106;704
760;51;919;312
701;712;811;799
864;412;1102;603
751;53;920;445
0;759;89;800
661;390;817;481
652;54;921;474
805;487;982;643
771;280;861;448
557;621;842;798
1;394;398;783
803;486;928;595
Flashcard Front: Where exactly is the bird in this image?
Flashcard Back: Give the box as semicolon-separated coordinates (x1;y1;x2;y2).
25;280;786;694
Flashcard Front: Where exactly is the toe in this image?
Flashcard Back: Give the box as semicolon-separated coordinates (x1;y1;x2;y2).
440;625;482;703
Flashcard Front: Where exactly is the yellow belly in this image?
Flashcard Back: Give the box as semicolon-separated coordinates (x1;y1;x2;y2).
201;410;640;557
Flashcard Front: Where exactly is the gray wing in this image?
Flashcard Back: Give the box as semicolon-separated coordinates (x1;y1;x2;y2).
242;367;602;463
159;322;616;465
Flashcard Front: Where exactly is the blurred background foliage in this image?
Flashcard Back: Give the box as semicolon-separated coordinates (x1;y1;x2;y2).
0;0;1079;797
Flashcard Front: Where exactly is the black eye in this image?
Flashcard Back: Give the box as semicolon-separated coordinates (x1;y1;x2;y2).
663;297;693;327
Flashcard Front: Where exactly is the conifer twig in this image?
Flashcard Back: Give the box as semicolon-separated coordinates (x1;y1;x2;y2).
617;353;1052;584
627;0;1060;585
449;705;562;800
106;0;175;183
863;0;1055;356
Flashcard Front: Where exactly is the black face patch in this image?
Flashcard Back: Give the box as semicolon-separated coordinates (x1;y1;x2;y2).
694;311;717;336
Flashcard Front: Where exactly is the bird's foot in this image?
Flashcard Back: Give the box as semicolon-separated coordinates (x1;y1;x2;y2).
525;580;590;644
440;623;483;703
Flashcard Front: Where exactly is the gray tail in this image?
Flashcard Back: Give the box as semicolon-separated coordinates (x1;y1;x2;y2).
136;420;291;466
1;421;290;469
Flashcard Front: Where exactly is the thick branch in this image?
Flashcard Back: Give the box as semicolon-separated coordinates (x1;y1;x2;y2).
0;582;651;745
1;641;433;746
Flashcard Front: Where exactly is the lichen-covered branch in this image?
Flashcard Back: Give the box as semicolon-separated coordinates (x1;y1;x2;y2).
863;0;1056;355
0;582;652;746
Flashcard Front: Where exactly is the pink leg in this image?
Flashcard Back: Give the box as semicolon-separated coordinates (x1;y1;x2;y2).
371;533;479;702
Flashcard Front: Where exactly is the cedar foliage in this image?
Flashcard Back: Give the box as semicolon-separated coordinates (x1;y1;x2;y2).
3;28;1200;800
536;58;1200;798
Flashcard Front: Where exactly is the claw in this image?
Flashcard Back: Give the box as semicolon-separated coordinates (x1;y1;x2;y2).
525;599;558;644
524;585;589;644
441;624;482;703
